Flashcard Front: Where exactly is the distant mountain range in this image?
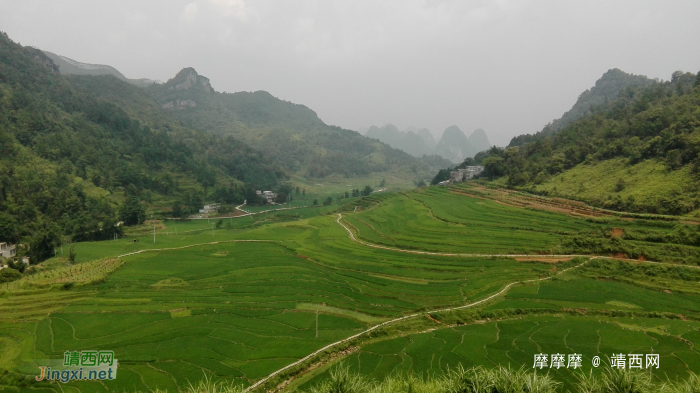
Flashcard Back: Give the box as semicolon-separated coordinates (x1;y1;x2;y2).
365;124;491;163
37;50;443;178
144;68;443;177
41;50;161;88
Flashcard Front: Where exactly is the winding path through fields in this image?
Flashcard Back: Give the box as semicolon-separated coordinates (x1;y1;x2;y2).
240;215;597;392
102;213;695;392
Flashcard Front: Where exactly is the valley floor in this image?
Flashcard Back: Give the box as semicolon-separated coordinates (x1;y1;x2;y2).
1;184;699;392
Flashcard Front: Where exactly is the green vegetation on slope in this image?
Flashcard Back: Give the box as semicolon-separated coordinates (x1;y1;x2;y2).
146;68;441;178
469;69;700;215
344;184;700;263
0;31;284;261
510;68;656;145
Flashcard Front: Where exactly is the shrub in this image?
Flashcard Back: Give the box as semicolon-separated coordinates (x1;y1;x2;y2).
0;268;21;283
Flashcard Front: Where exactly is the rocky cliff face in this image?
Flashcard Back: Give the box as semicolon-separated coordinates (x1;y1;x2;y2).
166;68;213;93
157;68;213;110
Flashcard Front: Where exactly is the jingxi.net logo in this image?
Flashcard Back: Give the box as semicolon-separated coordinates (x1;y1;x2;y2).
36;351;118;383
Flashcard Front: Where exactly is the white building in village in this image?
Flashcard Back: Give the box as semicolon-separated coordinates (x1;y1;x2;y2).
199;203;221;214
450;166;484;183
0;242;16;259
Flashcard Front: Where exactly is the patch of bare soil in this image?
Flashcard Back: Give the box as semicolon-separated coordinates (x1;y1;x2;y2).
451;186;609;219
427;314;442;324
611;228;624;238
232;208;247;217
513;257;574;263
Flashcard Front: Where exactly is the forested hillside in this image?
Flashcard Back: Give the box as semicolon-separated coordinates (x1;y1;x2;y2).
509;69;655;146
476;69;700;215
146;68;439;177
0;31;283;262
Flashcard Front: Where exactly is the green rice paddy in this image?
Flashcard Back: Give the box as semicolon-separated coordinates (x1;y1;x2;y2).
1;185;699;392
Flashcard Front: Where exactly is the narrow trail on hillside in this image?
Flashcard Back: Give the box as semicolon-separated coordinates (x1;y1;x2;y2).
115;239;277;259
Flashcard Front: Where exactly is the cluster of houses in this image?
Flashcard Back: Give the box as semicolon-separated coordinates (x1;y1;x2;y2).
0;242;29;269
256;190;277;204
198;203;221;214
438;165;485;186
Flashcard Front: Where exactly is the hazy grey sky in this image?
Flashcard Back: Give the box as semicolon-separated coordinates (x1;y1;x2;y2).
2;0;699;146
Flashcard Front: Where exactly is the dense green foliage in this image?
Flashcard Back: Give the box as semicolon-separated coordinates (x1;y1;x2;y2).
510;69;656;146
0;32;284;261
468;69;700;214
146;68;441;178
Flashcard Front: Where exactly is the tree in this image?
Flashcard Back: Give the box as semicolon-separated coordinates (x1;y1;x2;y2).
197;168;217;200
171;200;185;218
0;212;20;243
28;220;61;263
68;245;76;263
275;192;288;204
361;185;373;196
415;179;426;187
323;197;333;206
344;191;349;198
430;169;451;185
696;70;700;87
119;195;146;226
482;156;505;178
312;199;318;206
379;178;386;187
295;187;300;195
303;189;306;197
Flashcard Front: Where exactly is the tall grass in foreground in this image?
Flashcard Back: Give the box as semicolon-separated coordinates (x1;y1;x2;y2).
130;366;700;393
302;364;700;393
185;373;245;393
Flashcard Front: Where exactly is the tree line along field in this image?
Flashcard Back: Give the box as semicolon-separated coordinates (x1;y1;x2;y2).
1;185;699;392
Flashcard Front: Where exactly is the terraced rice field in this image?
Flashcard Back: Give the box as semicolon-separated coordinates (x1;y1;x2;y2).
294;315;700;392
293;266;700;391
2;186;699;392
341;186;682;255
2;226;552;391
